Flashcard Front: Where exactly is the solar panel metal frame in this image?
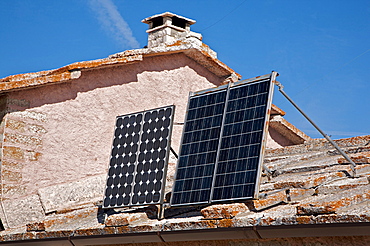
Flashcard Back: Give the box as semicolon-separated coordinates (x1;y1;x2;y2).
210;75;275;202
170;88;228;206
103;105;175;209
170;72;276;206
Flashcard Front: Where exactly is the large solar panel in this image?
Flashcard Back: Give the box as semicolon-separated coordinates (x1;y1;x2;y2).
171;73;276;206
103;105;175;208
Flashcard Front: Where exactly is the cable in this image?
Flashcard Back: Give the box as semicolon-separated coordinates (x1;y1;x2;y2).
200;0;248;31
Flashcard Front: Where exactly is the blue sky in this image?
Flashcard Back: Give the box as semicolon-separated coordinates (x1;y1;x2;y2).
0;0;369;139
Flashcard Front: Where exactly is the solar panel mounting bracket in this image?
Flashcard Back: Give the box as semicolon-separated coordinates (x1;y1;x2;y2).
273;80;357;177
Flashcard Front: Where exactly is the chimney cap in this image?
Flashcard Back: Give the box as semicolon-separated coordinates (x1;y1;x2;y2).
141;12;196;25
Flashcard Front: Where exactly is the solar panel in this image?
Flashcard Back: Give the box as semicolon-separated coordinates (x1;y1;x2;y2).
170;90;227;205
171;73;276;206
103;105;175;208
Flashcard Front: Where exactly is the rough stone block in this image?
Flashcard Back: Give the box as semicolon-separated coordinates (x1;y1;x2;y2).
11;111;46;122
297;185;370;215
1;160;25;170
1;194;45;229
105;212;148;227
26;222;45;232
1;169;22;183
3;146;24;160
316;177;369;195
44;207;100;231
38;174;106;213
248;190;287;211
338;152;370;164
2;184;26;198
5;118;47;135
200;203;249;219
4;132;42;146
274;171;346;189
287;188;315;202
5;118;26;132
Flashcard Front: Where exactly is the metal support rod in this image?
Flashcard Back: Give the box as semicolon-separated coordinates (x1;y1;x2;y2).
170;147;178;159
158;203;164;220
263;164;273;177
274;81;357;177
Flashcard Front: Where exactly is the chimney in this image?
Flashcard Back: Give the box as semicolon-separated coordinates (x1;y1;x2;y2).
142;12;202;48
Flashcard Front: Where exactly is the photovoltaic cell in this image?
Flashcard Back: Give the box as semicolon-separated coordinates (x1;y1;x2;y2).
171;73;275;206
103;105;174;208
171;91;226;205
211;80;270;202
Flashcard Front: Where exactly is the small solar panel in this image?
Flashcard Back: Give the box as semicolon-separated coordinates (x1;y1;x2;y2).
103;105;175;208
171;73;276;206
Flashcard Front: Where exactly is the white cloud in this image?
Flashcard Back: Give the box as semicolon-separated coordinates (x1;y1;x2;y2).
88;0;140;49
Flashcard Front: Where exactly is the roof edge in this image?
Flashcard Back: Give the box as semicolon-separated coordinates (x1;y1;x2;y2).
0;40;240;93
1;222;369;244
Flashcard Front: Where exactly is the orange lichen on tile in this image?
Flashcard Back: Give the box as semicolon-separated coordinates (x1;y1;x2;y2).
0;55;143;93
296;215;313;224
271;104;286;116
166;40;186;47
197;48;241;80
274;171;346;189
201;203;249;219
337;151;370;164
217;219;235;228
297;185;370;215
26;222;45;232
163;219;218;231
287;188;315;202
0;72;74;92
249;190;287;211
335;135;370;148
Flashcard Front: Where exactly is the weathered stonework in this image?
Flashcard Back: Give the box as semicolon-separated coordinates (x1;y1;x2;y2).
201;203;249;219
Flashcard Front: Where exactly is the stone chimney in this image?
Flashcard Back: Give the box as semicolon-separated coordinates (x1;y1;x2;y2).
142;12;202;48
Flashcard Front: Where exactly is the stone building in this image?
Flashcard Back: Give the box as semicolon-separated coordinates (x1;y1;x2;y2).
0;12;368;246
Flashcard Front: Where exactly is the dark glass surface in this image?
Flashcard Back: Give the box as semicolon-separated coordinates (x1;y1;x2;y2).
212;80;270;201
171;91;226;205
103;106;174;208
172;78;272;206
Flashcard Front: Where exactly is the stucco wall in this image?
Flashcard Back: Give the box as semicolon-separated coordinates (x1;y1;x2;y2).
0;53;224;200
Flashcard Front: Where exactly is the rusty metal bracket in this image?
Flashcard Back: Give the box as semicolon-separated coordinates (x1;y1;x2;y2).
274;80;357;177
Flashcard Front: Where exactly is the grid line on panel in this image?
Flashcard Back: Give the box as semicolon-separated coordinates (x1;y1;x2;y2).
170;91;227;206
211;79;272;202
171;73;276;207
104;112;143;208
103;105;174;208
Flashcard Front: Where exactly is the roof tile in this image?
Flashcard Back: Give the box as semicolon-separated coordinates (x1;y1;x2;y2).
316;176;369;195
273;171;346;189
297;185;370;215
338;151;370;164
247;190;287;211
200;203;249;219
